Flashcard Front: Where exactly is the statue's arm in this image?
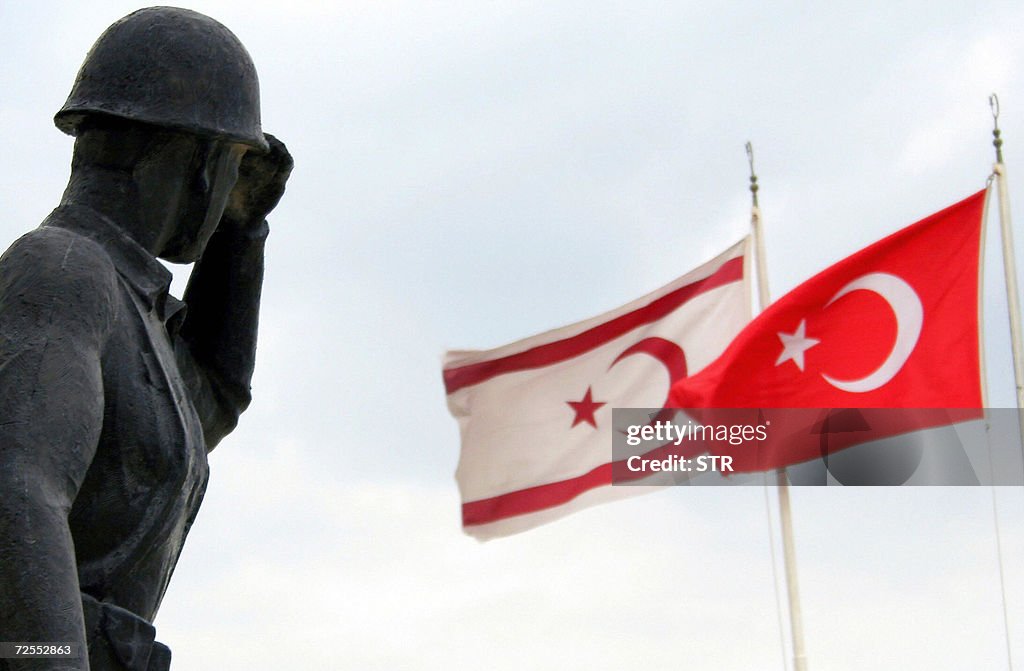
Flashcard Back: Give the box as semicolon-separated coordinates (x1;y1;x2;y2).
0;230;117;671
178;222;267;449
179;133;292;450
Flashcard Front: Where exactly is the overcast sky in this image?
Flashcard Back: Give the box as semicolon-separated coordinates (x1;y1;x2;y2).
2;2;1024;669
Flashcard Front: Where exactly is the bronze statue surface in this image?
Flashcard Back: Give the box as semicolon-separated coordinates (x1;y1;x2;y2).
0;8;292;670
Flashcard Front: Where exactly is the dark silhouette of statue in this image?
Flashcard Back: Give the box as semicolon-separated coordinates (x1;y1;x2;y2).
0;8;292;670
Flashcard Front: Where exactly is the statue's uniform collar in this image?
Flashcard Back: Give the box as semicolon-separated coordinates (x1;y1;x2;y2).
43;204;185;324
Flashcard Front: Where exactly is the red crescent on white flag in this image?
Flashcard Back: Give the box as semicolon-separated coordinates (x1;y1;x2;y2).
610;336;688;408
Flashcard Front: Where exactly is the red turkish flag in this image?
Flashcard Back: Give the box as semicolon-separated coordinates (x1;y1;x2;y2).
667;190;987;472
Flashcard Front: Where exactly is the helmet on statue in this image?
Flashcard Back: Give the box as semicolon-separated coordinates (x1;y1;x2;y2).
54;6;268;151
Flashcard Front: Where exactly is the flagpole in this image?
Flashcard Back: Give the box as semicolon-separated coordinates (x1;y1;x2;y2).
748;143;771;311
989;93;1019;671
990;95;1024;441
748;142;809;671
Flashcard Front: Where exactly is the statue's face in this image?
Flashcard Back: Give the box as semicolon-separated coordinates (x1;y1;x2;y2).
134;133;246;263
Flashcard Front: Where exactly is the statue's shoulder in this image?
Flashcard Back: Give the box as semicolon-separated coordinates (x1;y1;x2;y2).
3;206;119;273
0;221;121;326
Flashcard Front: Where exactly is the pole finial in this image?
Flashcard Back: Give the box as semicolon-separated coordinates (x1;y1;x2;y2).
991;93;1004;164
746;141;759;208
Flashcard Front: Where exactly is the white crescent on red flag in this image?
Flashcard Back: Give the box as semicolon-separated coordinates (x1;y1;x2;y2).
444;240;751;539
667;190;988;472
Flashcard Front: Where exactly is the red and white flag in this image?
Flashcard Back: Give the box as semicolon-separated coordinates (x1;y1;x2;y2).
445;240;751;539
667;190;988;472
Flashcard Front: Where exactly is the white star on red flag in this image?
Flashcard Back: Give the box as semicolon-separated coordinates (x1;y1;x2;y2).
775;319;820;372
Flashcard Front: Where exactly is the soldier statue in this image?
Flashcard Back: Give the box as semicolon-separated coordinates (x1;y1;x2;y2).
0;8;292;670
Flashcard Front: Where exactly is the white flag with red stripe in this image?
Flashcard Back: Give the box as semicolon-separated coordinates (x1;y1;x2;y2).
444;240;751;539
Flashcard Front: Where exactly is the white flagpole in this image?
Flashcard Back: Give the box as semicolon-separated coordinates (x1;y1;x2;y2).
989;95;1024;437
747;142;808;671
748;144;770;312
989;93;1019;671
